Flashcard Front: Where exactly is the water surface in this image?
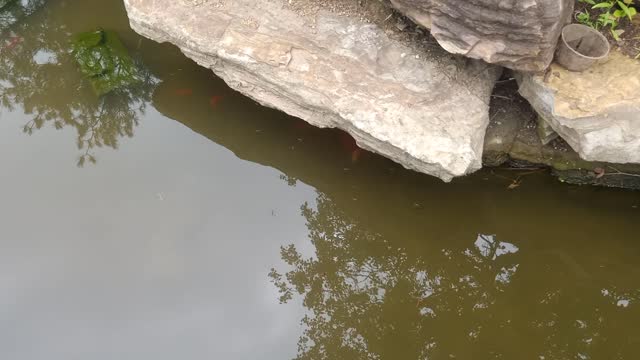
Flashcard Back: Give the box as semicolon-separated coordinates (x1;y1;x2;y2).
1;1;639;359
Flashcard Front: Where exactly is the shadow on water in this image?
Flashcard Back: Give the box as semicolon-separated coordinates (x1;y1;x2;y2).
154;72;640;358
149;34;640;360
1;1;640;359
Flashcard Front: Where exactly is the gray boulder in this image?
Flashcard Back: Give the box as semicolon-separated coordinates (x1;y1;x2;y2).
388;0;574;72
124;0;500;181
518;51;640;165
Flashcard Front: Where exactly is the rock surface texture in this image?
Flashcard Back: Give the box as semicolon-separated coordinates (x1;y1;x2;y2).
388;0;574;72
483;84;640;190
518;51;640;165
124;0;499;181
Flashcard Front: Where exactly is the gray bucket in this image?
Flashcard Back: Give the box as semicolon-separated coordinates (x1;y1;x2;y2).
555;24;610;72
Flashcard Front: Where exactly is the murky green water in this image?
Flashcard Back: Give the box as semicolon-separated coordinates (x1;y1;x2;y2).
1;1;639;359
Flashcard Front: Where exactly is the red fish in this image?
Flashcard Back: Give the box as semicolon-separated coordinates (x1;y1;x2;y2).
2;36;23;51
338;132;363;162
174;88;193;96
292;118;312;130
210;95;223;108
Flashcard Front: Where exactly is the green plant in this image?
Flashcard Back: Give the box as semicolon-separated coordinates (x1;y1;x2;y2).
577;0;637;40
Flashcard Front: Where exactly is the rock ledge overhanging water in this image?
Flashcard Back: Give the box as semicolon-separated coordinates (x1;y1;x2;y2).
123;0;501;182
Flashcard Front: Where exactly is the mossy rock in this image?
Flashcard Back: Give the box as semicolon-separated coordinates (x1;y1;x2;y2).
553;168;640;190
71;29;142;96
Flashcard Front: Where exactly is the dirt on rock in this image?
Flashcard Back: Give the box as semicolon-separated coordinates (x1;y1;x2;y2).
284;0;446;60
286;0;394;26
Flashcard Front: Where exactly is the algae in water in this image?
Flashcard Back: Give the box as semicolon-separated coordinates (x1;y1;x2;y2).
71;29;142;96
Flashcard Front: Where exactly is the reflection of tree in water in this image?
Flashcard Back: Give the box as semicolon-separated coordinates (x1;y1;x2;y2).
0;0;42;33
270;193;640;359
0;0;156;166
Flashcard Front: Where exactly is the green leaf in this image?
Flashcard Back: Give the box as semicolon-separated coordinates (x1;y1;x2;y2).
577;11;593;26
593;2;614;8
617;1;635;20
597;11;619;27
611;28;624;40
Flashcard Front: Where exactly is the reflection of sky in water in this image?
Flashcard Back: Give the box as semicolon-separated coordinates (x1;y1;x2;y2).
32;49;57;65
471;235;520;284
617;299;630;308
0;107;313;359
1;0;640;358
602;289;633;308
473;234;519;260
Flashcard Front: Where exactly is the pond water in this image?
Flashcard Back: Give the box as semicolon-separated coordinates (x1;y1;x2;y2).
1;1;639;359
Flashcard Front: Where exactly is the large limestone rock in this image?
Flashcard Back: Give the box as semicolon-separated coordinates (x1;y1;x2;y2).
518;51;640;165
388;0;574;72
124;0;499;181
